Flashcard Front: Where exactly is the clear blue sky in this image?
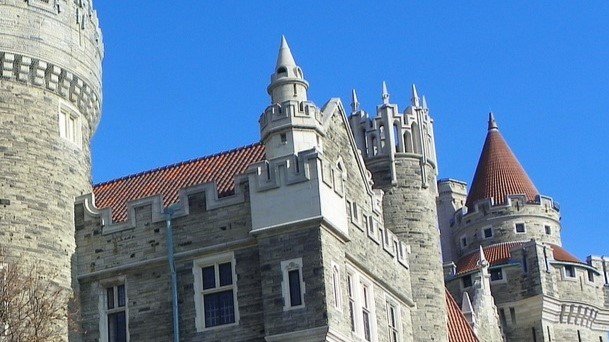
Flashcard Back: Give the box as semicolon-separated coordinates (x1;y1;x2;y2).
92;1;609;260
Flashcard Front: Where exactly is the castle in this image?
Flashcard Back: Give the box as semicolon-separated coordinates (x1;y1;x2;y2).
0;1;608;341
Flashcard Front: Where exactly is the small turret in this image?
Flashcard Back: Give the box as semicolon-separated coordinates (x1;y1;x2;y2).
260;37;322;160
267;36;309;104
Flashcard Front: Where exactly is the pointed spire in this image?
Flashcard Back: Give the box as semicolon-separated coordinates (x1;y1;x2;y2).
411;84;420;107
351;89;360;112
276;35;297;69
421;95;428;109
461;292;474;317
466;114;540;209
381;81;390;104
488;112;498;130
478;246;489;268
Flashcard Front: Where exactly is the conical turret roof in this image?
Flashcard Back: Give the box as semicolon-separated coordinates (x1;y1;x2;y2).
465;114;539;209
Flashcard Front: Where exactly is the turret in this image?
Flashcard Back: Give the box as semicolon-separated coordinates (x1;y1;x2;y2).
0;0;103;338
260;36;322;160
348;84;448;340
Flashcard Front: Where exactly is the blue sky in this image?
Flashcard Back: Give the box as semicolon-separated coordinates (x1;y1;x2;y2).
92;1;609;259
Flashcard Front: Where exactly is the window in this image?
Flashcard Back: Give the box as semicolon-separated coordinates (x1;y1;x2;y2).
362;283;372;341
564;265;576;278
332;263;342;310
515;223;526;233
281;258;305;310
280;133;287;144
483;227;493;239
460;235;467;249
99;280;128;342
347;267;377;341
509;307;516;324
193;253;239;331
490;268;504;282
386;299;401;342
58;107;80;146
588;270;595;283
348;274;356;332
462;274;472;288
545;225;552;235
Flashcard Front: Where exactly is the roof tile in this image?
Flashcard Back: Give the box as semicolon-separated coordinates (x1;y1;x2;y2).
93;143;265;222
446;289;479;342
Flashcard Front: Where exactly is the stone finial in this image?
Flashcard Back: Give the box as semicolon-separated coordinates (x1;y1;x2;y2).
488;112;499;131
478;245;489;268
411;84;420;107
276;35;297;69
351;89;360;112
421;95;428;109
382;81;390;104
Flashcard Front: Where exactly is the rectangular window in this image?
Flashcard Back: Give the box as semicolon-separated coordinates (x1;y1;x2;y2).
362;284;371;341
565;265;576;278
510;307;516;324
588;270;595;283
545;225;552;235
490;268;504;282
58;107;80;146
386;302;399;342
462;274;472;288
515;223;526;233
105;284;127;342
483;227;493;239
281;258;305;310
193;253;239;331
460;235;467;248
347;274;356;332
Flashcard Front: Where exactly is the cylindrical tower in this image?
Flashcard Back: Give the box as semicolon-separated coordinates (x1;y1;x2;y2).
349;84;448;341
0;0;103;335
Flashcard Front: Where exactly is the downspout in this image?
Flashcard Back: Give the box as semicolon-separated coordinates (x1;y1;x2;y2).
164;204;181;342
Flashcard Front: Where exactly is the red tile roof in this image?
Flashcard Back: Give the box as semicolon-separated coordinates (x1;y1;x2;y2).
93;143;265;222
455;242;524;275
446;289;479;342
455;242;584;275
466;115;539;209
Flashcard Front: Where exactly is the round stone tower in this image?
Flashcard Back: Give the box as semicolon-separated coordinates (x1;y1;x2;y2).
0;0;103;335
349;84;448;341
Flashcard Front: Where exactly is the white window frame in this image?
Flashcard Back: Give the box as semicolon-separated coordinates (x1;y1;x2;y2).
563;264;577;280
58;102;82;147
331;262;342;311
397;241;409;268
98;276;129;342
193;252;240;332
586;269;596;285
346;265;378;342
482;226;494;239
367;217;380;244
489;267;507;284
281;257;305;311
382;229;394;256
514;222;526;234
385;295;403;342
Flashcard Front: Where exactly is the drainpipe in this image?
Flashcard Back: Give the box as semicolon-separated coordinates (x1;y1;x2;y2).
164;203;181;342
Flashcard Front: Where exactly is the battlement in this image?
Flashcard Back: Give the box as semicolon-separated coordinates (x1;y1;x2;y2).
259;99;323;138
456;194;560;222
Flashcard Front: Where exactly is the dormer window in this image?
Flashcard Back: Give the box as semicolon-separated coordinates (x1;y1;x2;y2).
277;66;287;74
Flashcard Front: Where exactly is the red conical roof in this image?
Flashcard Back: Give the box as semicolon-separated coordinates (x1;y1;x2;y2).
465;114;539;209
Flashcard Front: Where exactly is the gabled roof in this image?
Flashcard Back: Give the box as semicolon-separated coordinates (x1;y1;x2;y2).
466;114;539;209
455;241;584;275
93;143;265;222
446;289;479;342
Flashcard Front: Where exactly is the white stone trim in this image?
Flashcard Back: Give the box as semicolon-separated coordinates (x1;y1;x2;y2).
490;267;508;284
345;264;379;342
281;257;306;311
385;294;403;342
482;226;494;239
514;222;527;234
192;252;240;332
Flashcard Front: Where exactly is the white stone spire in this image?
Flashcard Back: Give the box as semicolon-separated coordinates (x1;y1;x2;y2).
422;95;428;109
411;84;420;107
267;36;309;104
382;81;390;104
276;35;297;70
462;292;476;326
351;89;360;112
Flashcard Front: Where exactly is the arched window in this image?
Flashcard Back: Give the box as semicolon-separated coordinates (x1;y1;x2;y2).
393;123;401;152
403;131;413;153
277;66;287;74
371;136;378;156
411;122;422;154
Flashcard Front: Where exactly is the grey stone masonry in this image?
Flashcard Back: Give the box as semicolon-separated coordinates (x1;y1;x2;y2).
0;0;103;339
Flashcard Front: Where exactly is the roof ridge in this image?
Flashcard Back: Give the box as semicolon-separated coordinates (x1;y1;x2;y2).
94;142;262;188
460;240;528;258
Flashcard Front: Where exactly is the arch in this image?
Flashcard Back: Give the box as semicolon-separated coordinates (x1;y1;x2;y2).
403;130;413;153
277;66;287;74
411;122;422;154
393;123;402;152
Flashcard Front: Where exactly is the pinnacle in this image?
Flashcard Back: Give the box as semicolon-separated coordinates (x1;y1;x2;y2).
488;112;498;130
411;84;420;107
351;89;360;112
276;35;297;70
381;81;390;104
